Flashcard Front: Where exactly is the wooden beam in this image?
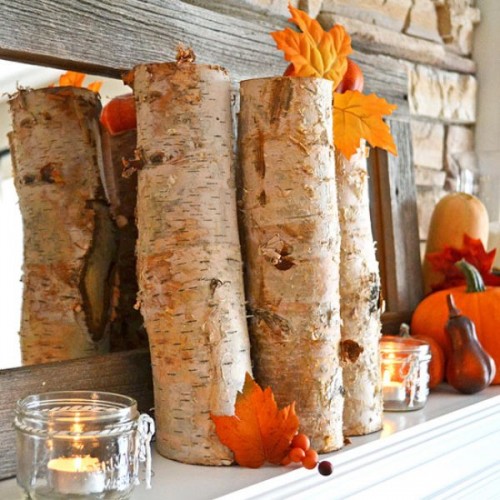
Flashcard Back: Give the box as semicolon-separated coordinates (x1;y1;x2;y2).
0;0;408;114
318;13;476;74
0;349;153;480
369;120;423;315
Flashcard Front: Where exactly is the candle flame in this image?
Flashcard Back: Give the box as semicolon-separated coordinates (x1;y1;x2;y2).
383;369;391;384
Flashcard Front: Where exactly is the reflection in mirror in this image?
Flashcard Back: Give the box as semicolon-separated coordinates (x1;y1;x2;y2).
0;61;146;369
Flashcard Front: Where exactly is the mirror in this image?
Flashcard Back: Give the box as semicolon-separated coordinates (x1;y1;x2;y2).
0;61;145;369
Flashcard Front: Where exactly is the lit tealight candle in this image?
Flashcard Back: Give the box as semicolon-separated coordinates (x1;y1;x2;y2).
382;369;405;402
380;335;431;411
47;455;105;495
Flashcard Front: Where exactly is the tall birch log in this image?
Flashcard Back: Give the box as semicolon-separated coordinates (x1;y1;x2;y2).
336;145;383;436
101;128;147;351
238;77;343;453
9;87;116;365
132;61;252;465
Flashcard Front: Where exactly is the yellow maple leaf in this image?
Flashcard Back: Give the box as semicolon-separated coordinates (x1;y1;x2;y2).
271;5;351;88
334;90;397;159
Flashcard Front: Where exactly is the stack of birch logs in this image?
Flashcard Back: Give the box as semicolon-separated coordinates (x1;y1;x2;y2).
9;55;383;463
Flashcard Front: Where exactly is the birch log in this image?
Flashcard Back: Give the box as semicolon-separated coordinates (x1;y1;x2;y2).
101;128;147;351
132;62;252;465
239;77;344;453
336;145;383;436
9;87;116;365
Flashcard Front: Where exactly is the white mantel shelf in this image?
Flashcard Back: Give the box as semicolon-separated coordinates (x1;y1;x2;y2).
2;386;500;499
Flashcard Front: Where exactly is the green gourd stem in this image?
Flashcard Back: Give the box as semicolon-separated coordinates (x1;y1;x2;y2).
455;259;486;293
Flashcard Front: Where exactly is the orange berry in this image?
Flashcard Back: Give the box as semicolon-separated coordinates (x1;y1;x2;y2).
291;433;310;452
281;454;292;466
289;447;306;463
302;449;319;470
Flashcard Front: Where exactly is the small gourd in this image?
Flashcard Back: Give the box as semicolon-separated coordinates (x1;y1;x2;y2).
445;293;496;394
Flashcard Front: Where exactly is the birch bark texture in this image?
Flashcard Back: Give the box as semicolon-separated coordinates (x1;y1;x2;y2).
336;145;383;436
132;62;252;465
101;128;147;351
9;87;116;365
238;77;344;453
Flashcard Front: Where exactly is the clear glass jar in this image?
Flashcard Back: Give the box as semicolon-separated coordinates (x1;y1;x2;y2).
14;391;154;500
380;336;431;411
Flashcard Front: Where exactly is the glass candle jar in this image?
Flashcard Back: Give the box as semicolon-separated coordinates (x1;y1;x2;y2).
14;391;154;500
380;336;431;411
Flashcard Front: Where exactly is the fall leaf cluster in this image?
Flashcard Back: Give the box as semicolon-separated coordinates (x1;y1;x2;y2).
272;5;397;159
53;71;102;93
427;234;500;291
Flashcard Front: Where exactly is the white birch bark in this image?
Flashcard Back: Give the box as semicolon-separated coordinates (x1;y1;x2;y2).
132;62;252;465
336;144;383;436
238;76;344;453
9;87;115;365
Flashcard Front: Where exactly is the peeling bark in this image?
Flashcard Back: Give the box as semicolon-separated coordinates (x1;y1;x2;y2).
336;145;383;436
238;77;343;453
132;62;252;465
9;87;116;365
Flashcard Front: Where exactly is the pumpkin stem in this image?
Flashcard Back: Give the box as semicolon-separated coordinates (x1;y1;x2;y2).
399;322;411;338
446;293;461;318
455;259;486;293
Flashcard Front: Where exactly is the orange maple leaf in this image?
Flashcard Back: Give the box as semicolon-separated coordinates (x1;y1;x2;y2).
334;90;397;158
87;80;103;93
211;373;299;468
271;5;351;88
56;71;102;93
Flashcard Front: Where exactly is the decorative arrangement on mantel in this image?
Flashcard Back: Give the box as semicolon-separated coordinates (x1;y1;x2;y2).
7;4;400;473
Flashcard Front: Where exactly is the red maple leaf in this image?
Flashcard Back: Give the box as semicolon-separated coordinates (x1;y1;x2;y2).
426;234;500;291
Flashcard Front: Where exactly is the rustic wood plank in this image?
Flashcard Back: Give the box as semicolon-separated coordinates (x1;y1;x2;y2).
0;349;153;480
369;119;423;315
318;12;476;74
0;0;408;114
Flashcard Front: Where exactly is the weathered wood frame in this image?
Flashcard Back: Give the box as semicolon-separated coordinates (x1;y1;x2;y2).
0;0;422;480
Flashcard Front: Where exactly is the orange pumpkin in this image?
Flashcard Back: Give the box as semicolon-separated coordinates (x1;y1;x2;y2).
411;260;500;384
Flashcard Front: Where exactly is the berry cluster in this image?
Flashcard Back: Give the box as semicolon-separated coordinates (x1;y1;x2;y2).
281;433;333;476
